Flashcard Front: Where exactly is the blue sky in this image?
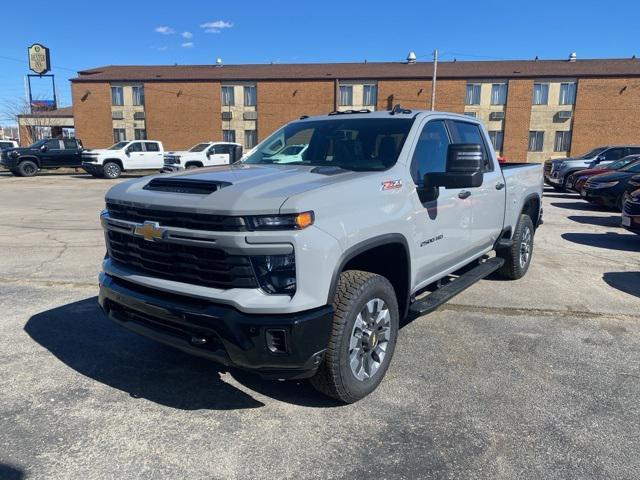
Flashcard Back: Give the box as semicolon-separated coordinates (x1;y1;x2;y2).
2;0;639;114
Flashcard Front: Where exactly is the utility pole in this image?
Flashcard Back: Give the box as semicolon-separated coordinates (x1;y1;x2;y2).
430;49;438;110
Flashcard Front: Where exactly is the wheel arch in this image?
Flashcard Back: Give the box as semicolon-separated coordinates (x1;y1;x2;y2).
327;234;411;319
521;193;542;229
18;156;40;167
103;158;124;170
185;161;204;169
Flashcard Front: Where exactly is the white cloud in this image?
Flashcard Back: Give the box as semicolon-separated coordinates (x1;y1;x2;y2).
155;26;175;35
200;20;233;33
182;31;193;39
181;42;194;48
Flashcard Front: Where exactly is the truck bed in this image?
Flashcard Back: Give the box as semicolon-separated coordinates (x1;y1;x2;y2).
501;162;544;232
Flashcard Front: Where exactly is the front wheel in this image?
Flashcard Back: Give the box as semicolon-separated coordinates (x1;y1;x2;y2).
103;162;122;179
310;271;399;403
17;160;38;177
496;214;535;280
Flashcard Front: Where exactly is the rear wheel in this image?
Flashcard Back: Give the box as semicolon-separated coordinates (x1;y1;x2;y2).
497;214;535;280
103;162;122;179
310;271;399;403
17;160;38;177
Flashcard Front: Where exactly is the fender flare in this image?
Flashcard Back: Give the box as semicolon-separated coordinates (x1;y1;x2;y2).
17;156;40;167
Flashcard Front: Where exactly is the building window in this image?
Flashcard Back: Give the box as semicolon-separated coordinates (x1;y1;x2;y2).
244;86;257;106
221;86;235;106
132;86;144;106
135;128;147;140
113;128;126;143
465;83;481;105
244;130;257;148
489;131;504;151
223;129;236;142
490;83;507;105
554;131;572;152
111;86;124;106
528;131;544;152
532;83;549;105
363;85;377;106
339;85;353;106
463;111;477;117
559;82;576;105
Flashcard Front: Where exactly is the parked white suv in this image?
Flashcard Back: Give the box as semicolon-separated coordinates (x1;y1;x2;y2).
0;140;19;151
163;142;242;171
82;140;164;179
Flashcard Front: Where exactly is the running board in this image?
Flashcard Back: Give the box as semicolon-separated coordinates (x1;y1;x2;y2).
409;257;504;315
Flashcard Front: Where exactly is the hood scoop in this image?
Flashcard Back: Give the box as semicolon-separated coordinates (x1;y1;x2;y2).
143;177;231;195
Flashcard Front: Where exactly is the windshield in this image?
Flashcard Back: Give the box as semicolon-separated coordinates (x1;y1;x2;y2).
28;140;46;148
189;143;210;152
243;118;414;171
108;142;129;150
278;145;305;156
619;160;640;173
607;156;638;170
578;147;606;159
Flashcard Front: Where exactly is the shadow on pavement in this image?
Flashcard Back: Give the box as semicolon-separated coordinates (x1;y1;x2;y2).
567;215;622;228
561;232;640;252
550;201;612;212
603;272;640;299
0;464;24;480
24;297;340;410
543;193;580;199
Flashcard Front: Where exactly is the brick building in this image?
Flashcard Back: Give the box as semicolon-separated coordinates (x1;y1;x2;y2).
70;57;640;161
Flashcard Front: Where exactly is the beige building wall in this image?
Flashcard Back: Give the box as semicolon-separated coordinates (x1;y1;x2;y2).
463;80;507;154
110;83;146;141
337;80;377;111
221;82;257;147
527;79;575;162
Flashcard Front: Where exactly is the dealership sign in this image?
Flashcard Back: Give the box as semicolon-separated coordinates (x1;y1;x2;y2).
28;44;51;75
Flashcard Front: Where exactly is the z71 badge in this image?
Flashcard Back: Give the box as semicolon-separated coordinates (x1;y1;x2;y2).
382;179;403;190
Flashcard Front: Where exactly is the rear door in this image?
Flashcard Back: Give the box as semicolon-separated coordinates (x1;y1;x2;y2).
409;118;473;284
447;120;506;253
62;139;82;167
142;142;164;168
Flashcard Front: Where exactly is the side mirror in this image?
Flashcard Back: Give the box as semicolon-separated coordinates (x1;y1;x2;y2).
206;150;213;158
424;143;484;190
40;145;48;152
125;147;131;155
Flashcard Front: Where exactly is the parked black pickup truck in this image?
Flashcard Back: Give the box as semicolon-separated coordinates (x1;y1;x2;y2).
1;138;84;177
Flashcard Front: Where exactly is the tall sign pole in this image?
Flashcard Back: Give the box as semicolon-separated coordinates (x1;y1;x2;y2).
26;43;56;112
430;49;438;111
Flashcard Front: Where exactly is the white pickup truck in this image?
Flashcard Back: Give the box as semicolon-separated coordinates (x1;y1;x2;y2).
162;141;242;172
98;108;543;402
82;140;164;178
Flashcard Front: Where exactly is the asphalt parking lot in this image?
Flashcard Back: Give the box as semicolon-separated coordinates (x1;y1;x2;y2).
1;171;639;480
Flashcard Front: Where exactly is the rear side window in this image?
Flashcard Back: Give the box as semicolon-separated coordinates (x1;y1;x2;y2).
447;120;493;172
63;139;77;150
45;139;61;150
410;120;450;185
144;142;160;152
627;147;640;156
603;148;625;160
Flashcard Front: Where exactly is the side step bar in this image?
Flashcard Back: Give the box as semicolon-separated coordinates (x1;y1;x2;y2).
409;257;505;315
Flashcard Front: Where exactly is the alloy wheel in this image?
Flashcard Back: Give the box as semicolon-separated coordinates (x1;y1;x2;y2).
519;226;532;269
349;298;392;381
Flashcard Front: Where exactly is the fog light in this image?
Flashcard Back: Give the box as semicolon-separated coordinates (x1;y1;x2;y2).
250;254;296;294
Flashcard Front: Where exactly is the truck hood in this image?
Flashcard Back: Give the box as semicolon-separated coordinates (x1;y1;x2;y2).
588;171;636;182
105;163;365;215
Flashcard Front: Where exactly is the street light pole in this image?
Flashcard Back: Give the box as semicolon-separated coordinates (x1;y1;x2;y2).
431;49;438;110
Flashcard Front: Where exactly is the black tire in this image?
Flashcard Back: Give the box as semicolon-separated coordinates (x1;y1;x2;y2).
9;168;21;177
310;270;399;403
497;214;535;280
185;163;201;170
17;160;38;177
103;162;122;179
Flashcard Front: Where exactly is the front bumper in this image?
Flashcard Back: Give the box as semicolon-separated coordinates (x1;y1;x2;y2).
581;188;618;207
98;273;333;379
1;156;19;169
82;161;103;175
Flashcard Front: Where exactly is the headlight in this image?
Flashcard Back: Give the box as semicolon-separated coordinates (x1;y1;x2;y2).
591;181;619;189
245;211;314;231
9;151;19;157
250;254;296;294
556;162;565;169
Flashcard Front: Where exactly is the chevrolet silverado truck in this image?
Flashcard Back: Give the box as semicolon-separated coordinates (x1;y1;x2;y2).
82;140;164;179
97;108;543;403
1;138;84;176
162;141;242;172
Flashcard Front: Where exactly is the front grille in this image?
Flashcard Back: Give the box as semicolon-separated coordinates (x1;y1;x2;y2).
623;199;640;216
107;230;258;289
106;202;246;231
544;162;552;174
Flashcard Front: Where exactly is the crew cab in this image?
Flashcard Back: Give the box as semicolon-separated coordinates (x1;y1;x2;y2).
162;142;242;172
82;140;164;179
1;138;84;177
544;145;640;191
97;108;543;403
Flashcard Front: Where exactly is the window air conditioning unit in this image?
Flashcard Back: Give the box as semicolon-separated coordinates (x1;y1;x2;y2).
133;111;145;120
489;111;505;121
222;111;233;120
111;111;123;120
557;110;572;120
243;111;258;120
463;111;477;118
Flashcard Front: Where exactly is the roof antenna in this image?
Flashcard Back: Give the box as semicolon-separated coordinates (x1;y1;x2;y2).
215;58;223;67
406;51;417;64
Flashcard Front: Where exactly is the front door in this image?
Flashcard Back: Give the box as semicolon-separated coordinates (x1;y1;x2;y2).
40;139;64;167
446;120;505;253
125;141;146;169
409;118;474;287
207;144;232;165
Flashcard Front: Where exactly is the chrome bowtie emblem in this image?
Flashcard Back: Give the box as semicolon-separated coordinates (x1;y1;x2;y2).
134;221;165;241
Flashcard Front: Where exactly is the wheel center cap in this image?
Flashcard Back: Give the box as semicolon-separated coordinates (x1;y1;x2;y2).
369;331;378;349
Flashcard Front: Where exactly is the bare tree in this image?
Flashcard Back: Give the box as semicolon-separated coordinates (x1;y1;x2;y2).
1;96;54;145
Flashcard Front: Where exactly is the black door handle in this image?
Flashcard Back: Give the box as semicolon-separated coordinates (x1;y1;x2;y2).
496;182;505;190
458;190;471;199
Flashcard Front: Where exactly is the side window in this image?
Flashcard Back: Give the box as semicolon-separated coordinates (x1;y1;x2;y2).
63;139;77;150
214;145;232;155
603;148;624;160
410;120;450;185
628;147;640;156
447;120;493;172
143;142;160;152
45;139;61;150
128;142;143;152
